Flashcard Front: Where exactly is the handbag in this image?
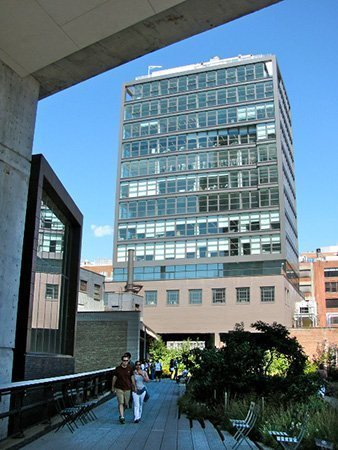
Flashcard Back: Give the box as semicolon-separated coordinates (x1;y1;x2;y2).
144;388;150;402
137;387;146;395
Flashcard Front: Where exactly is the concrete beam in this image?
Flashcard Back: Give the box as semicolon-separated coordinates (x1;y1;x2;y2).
33;0;281;98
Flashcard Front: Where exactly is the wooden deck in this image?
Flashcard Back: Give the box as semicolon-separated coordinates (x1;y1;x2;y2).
22;380;258;449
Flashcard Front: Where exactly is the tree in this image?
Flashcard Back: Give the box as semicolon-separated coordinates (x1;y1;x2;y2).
181;322;319;404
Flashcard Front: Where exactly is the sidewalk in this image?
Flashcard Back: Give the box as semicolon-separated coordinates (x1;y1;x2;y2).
15;379;259;449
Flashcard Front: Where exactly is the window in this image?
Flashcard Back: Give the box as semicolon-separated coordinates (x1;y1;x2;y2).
212;288;226;304
43;218;52;229
167;290;179;305
261;286;275;302
189;289;202;305
45;284;59;300
329;315;338;325
49;240;57;252
324;268;338;278
326;299;338;308
325;282;338;293
236;287;250;303
94;284;101;301
145;291;157;306
80;280;87;292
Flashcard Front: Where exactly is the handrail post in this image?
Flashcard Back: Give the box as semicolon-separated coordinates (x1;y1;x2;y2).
94;377;99;398
41;385;53;425
83;380;88;402
11;390;25;438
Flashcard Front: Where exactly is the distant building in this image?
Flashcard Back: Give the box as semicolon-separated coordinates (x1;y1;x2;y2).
78;268;105;311
298;246;338;327
81;259;113;281
109;54;302;346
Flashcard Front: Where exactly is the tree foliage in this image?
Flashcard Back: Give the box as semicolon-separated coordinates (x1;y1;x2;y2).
148;337;195;375
181;321;319;404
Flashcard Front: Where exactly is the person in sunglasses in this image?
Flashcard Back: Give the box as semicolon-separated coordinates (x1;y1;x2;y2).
132;360;149;423
112;355;136;424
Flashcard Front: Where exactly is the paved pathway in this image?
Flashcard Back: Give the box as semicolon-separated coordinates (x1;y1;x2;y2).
22;380;258;449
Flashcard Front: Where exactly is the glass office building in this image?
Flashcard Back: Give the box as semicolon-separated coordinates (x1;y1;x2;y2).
111;55;300;341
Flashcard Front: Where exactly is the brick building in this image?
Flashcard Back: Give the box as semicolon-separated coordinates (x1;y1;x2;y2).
298;246;338;327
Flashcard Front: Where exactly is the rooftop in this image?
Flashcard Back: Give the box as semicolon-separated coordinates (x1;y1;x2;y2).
136;54;272;80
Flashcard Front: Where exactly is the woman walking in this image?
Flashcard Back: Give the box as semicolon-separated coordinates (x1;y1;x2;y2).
132;360;149;423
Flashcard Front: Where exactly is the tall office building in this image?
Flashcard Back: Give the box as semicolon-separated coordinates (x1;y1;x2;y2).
110;54;301;345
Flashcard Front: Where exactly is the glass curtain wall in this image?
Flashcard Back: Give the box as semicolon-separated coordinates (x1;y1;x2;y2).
29;194;71;355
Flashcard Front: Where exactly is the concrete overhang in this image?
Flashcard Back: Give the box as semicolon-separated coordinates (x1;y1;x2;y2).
0;0;282;99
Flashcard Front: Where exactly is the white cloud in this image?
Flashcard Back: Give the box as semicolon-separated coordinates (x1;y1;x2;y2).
91;224;114;238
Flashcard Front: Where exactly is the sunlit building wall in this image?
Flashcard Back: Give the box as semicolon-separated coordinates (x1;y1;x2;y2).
110;55;301;343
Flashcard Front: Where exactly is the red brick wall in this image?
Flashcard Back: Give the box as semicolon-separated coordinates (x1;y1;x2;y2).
290;328;338;360
313;261;338;327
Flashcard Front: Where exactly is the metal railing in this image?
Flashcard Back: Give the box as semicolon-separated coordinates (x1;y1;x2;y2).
0;367;115;439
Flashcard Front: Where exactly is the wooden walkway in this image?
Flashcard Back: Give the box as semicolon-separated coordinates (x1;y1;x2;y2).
22;380;258;449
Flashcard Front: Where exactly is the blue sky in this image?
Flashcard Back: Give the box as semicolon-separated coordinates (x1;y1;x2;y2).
32;0;338;261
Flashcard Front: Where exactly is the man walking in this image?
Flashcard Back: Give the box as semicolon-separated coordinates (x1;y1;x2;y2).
112;355;136;423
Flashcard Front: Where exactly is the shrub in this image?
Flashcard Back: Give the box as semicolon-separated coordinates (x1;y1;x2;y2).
259;396;338;449
177;322;336;447
181;322;319;404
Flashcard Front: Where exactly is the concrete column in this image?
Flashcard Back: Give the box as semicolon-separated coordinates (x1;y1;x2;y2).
0;60;39;437
214;333;222;348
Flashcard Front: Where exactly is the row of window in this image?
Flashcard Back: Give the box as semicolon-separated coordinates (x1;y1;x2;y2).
118;212;280;242
282;142;294;183
118;211;280;241
120;166;278;199
284;188;297;221
40;205;65;231
39;202;65;254
283;164;296;200
279;102;293;146
122;103;274;139
79;280;102;300
119;188;279;219
113;260;283;281
278;80;291;121
122;123;276;159
38;231;64;253
126;62;270;101
121;144;277;178
124;81;274;119
144;286;275;306
116;234;281;262
324;268;338;278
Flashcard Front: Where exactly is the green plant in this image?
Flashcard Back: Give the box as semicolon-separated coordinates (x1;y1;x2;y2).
313;341;337;369
148;338;196;375
259;396;338;449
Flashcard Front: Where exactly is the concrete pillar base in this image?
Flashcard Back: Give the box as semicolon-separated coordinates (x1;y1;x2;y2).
0;59;39;439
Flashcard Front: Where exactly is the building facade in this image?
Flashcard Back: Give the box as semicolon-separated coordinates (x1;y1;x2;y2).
78;268;105;312
109;55;301;345
298;247;338;327
14;154;83;381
